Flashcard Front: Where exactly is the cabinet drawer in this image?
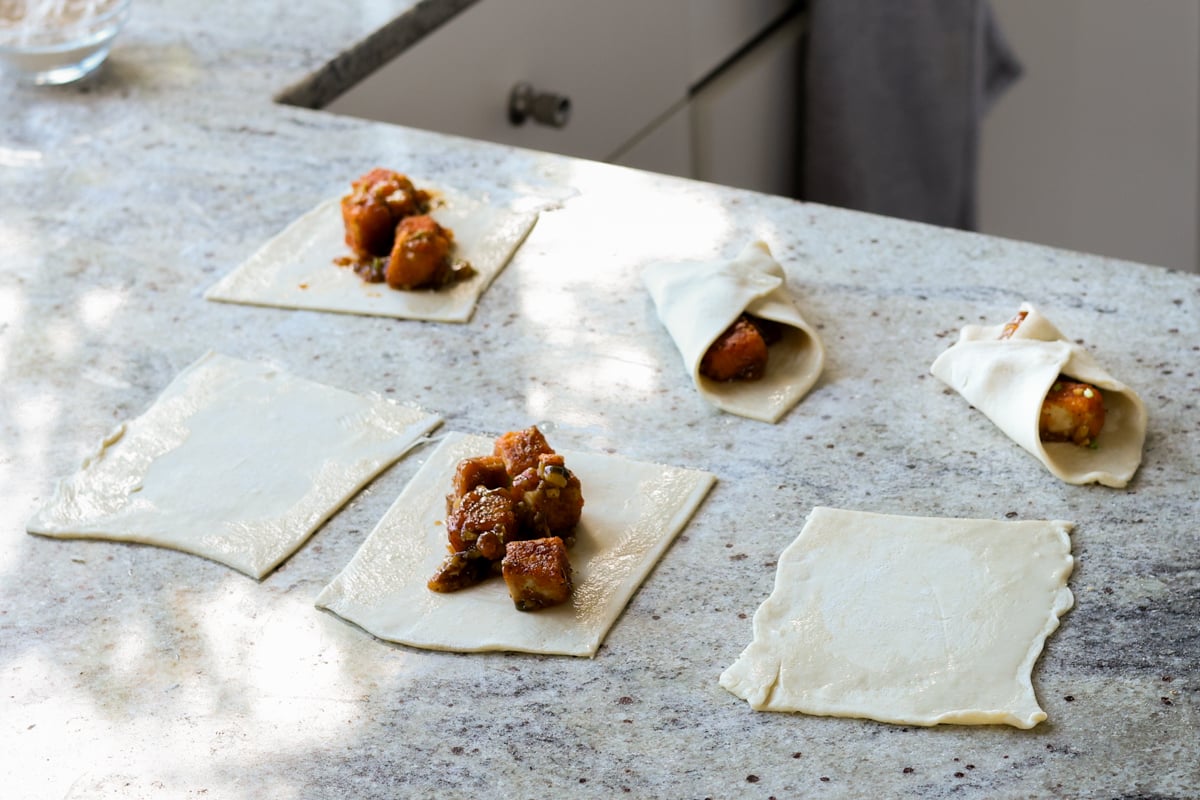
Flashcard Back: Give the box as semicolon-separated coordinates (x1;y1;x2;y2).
685;0;793;84
326;0;691;162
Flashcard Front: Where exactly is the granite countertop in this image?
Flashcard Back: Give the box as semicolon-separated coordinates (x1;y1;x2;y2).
2;3;1197;798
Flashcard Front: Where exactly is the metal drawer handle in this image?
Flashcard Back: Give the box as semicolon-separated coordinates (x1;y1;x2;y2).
508;82;571;129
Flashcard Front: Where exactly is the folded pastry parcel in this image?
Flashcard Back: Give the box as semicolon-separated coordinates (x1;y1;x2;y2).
930;303;1147;487
642;241;825;423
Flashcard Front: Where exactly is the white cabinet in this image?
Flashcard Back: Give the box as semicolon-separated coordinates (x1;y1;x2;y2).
688;12;803;197
325;0;800;195
326;0;692;162
979;0;1200;272
611;102;692;178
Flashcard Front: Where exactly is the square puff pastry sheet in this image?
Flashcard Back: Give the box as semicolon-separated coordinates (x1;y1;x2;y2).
642;240;825;423
316;432;715;657
930;302;1147;487
720;507;1075;729
27;352;442;579
204;186;538;323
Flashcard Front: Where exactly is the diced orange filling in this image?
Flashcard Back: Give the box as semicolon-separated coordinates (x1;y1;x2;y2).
511;453;584;540
998;309;1028;340
337;168;474;290
699;315;769;382
1040;379;1105;446
502;537;573;611
340;168;427;258
386;214;454;290
445;486;517;556
996;311;1106;448
449;455;509;500
428;427;584;610
493;426;554;476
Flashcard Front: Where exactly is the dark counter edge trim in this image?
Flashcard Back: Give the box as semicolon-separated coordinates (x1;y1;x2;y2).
274;0;481;110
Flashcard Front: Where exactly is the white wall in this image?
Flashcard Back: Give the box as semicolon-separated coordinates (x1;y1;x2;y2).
979;1;1199;273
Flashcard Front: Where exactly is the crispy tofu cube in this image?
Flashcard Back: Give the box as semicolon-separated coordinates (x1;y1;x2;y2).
502;537;573;611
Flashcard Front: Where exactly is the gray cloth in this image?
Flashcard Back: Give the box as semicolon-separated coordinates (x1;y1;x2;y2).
801;0;1021;230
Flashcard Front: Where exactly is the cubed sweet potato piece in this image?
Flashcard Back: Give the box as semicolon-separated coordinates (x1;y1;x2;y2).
1040;378;1105;446
386;214;454;290
340;168;426;258
341;198;396;259
446;486;517;556
699;315;769;382
502;537;573;611
494;426;554;477
450;455;510;502
511;453;584;539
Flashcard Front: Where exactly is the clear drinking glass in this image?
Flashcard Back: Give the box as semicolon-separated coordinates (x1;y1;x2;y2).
0;0;132;85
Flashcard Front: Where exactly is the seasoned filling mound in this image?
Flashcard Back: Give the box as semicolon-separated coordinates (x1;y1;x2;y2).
336;168;474;290
428;426;584;611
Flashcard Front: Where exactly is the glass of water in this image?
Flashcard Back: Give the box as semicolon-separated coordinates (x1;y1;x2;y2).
0;0;132;85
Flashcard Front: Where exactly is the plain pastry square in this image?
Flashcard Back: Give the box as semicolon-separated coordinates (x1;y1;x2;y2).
316;432;716;657
720;507;1074;728
26;352;442;579
204;187;539;323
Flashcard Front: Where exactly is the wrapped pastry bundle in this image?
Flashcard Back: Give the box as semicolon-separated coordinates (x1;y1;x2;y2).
642;241;825;423
930;303;1147;487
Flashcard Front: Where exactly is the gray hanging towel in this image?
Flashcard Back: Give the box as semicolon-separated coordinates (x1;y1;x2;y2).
801;0;1021;230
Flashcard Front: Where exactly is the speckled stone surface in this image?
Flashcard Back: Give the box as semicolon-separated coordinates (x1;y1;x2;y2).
2;3;1198;798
